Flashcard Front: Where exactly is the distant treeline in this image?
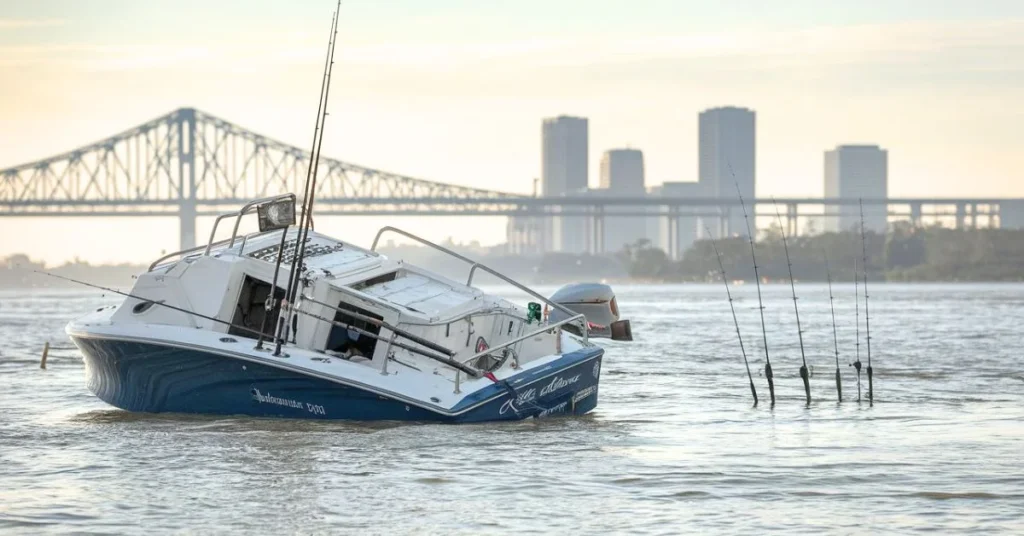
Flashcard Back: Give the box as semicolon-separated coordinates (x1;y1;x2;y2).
618;224;1024;282
5;224;1024;289
385;225;1024;284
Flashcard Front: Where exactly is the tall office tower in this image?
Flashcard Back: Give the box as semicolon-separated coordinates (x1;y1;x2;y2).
599;149;647;252
698;106;756;237
824;145;889;233
599;149;644;192
542;116;589;252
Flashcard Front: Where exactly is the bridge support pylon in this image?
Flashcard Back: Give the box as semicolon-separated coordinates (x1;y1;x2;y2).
177;108;197;250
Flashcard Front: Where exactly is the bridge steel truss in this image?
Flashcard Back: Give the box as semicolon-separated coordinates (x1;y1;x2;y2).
0;108;520;249
2;107;1022;253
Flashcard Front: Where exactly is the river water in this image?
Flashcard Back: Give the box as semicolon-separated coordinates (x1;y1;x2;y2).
1;284;1022;534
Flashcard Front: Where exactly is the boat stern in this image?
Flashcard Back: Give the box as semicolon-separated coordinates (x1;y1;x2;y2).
451;345;604;423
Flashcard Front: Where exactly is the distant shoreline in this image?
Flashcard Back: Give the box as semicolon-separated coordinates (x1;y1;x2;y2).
7;225;1024;288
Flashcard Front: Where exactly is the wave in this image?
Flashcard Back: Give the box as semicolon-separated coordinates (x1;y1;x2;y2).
907;491;1018;500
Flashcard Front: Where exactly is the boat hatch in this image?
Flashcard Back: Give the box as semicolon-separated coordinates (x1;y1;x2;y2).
325;301;383;358
230;275;284;339
361;274;475;316
351;271;398;290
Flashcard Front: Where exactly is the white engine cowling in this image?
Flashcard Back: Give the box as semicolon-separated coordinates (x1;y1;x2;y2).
548;283;633;341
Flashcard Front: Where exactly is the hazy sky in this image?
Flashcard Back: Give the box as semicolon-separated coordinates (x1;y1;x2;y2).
2;0;1023;263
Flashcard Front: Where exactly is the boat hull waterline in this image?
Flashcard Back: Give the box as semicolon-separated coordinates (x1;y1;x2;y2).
71;335;603;423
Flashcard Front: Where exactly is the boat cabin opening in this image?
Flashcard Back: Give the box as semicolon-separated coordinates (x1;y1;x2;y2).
325;301;383;358
230;275;284;339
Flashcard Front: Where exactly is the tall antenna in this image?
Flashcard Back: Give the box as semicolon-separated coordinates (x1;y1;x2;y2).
736;183;775;405
853;257;862;402
705;224;758;405
824;251;842;402
276;0;343;356
860;199;874;404
773;199;810;405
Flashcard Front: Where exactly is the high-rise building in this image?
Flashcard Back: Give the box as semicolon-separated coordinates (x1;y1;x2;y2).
824;145;888;233
599;149;647;252
542;116;589;252
599;149;644;192
698;106;756;237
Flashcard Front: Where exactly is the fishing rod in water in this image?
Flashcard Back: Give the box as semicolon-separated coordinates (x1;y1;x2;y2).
853;257;863;402
735;182;775;405
773;199;811;405
704;224;758;405
859;199;874;404
823;251;842;402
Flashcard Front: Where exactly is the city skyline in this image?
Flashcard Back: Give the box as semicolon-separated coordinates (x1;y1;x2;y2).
2;0;1022;262
530;105;887;253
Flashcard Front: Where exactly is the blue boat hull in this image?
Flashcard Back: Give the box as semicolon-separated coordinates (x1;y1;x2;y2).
70;336;602;423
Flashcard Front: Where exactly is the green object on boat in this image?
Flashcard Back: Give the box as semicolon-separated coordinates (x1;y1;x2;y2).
527;302;542;323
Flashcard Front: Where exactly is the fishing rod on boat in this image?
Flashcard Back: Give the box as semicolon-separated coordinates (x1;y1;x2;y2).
772;199;811;405
255;227;290;351
823;251;842;402
299;293;456;358
704;224;758;405
859;200;874;404
853;258;862;402
31;271;267;339
735;182;775;405
286;303;481;378
278;0;342;356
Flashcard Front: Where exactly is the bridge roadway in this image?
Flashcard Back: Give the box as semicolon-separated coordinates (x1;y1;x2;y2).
2;107;1021;251
1;195;1015;252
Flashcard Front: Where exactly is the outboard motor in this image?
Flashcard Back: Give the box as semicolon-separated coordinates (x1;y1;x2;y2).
547;283;633;341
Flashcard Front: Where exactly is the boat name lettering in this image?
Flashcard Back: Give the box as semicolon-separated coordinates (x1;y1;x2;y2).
252;389;326;415
540;374;580;397
572;386;598;404
499;388;537;415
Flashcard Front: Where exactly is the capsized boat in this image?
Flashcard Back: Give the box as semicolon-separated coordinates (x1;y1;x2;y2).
66;196;632;422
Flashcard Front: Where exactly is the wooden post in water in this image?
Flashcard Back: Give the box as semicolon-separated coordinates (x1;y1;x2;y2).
40;341;50;369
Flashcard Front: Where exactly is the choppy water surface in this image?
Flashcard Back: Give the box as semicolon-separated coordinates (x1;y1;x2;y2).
1;284;1023;534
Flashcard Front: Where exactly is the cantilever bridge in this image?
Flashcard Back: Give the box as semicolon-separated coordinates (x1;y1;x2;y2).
2;107;1022;254
0;108;527;250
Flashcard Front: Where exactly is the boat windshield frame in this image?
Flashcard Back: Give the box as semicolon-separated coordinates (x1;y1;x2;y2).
147;194;296;271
